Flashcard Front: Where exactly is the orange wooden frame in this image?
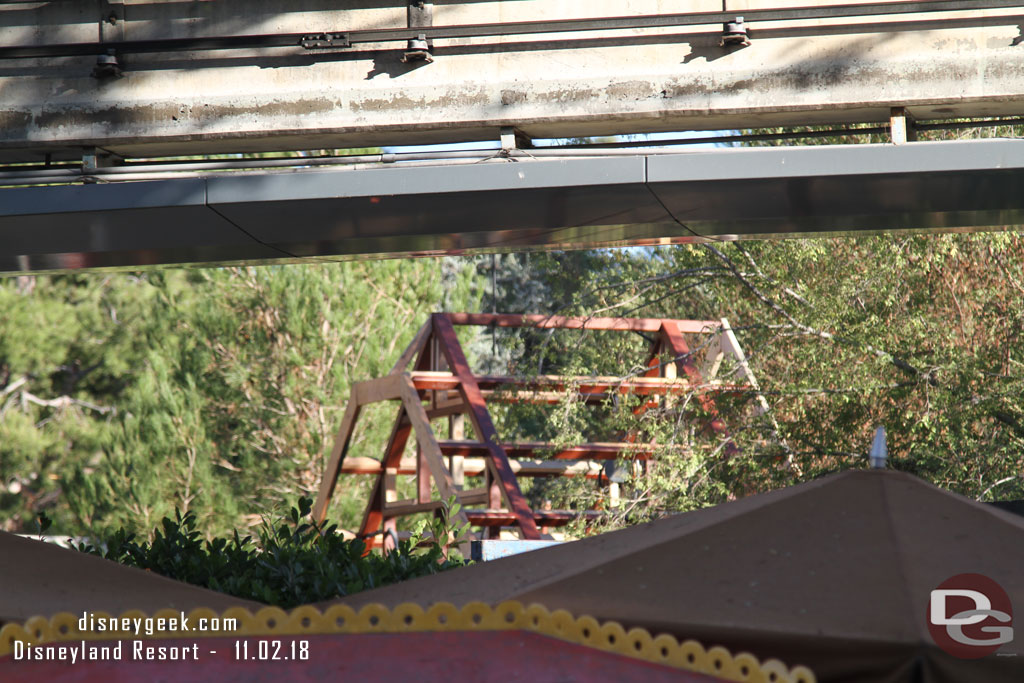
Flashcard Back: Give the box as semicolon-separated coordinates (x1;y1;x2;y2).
313;313;749;545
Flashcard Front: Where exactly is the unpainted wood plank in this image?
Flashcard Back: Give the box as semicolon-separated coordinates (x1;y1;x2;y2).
399;372;471;530
446;313;721;334
354;374;403;404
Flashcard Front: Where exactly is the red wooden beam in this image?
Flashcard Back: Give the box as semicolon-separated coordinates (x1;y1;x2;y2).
357;406;414;539
437;440;653;460
432;313;540;539
445;312;720;334
340;456;607;479
411;372;742;396
660;321;740;458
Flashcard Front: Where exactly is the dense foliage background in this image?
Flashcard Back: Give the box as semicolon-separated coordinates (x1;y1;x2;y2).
485;236;1024;527
2;232;1023;539
0;260;479;536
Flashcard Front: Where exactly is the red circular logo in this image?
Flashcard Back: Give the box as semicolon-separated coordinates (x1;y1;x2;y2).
928;573;1013;659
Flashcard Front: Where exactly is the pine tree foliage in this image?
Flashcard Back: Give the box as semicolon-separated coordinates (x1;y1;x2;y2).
0;261;479;537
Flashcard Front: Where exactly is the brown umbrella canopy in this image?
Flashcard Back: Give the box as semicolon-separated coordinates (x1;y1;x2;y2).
324;470;1024;683
0;531;261;623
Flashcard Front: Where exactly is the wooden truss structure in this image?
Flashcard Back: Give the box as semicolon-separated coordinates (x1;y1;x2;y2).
312;313;762;545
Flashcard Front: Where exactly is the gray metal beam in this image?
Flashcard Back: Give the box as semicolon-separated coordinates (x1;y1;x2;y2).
0;180;283;272
0;140;1022;275
646;140;1024;238
206;157;663;257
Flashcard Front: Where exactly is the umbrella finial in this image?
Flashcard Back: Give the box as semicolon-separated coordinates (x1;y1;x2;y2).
869;426;887;469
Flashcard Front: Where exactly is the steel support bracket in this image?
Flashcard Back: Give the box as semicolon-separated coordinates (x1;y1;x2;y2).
408;1;434;37
403;1;434;64
890;107;918;144
82;148;121;169
98;0;125;43
720;16;751;47
95;1;125;78
500;127;533;152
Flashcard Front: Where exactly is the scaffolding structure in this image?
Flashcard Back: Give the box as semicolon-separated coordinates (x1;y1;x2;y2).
312;313;760;546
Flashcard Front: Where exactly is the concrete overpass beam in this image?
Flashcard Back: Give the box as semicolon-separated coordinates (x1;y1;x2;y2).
0;2;1022;161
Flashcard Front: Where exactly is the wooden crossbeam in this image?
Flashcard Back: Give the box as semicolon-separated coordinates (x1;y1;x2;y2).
437;440;653;460
339;456;605;478
353;375;403;403
410;371;741;395
446;313;721;334
428;391;659;408
464;509;602;527
339;456;410;475
432;313;540;539
383;488;490;518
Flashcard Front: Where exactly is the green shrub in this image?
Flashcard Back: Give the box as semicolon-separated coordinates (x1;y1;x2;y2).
77;497;467;608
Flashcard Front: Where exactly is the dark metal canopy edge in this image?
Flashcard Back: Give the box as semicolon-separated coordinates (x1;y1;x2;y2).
0;140;1021;275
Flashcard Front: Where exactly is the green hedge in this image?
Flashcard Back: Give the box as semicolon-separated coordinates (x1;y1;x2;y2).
75;497;467;608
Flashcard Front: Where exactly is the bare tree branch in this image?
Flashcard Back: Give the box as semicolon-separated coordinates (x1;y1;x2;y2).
702;243;935;384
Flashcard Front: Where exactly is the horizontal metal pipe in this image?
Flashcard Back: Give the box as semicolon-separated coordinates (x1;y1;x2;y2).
0;117;1021;187
0;0;1016;60
916;117;1024;131
547;127;892;149
512;148;704;157
0;149;722;187
0;156;521;187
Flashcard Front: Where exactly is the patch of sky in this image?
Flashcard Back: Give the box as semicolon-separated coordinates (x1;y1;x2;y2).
383;129;737;155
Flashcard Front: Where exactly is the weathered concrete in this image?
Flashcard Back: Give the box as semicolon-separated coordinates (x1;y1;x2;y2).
0;1;1023;162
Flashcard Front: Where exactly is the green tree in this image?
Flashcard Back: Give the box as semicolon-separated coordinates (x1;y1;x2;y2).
459;234;1024;528
0;260;480;537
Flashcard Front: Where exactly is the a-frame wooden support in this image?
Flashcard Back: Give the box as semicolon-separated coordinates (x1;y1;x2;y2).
313;313;765;546
313;372;474;539
314;315;541;541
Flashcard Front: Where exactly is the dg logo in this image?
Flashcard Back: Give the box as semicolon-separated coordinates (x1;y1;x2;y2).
928;573;1013;659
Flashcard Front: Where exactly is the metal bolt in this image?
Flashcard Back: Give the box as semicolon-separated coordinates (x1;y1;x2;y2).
720;16;751;47
92;50;122;79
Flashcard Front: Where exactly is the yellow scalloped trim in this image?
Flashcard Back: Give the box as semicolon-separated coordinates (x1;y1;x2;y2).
0;602;815;683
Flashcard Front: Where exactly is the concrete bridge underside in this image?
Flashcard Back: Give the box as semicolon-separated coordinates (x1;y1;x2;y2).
2;2;1024;273
1;1;1023;161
